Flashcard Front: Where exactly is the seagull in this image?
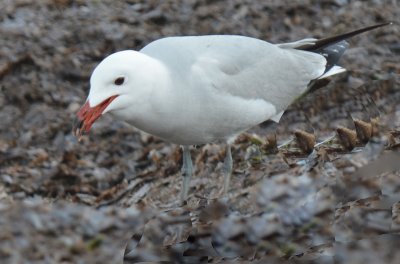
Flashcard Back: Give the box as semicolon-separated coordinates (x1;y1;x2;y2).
73;22;391;201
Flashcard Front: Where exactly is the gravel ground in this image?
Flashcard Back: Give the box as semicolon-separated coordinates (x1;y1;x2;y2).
0;0;399;263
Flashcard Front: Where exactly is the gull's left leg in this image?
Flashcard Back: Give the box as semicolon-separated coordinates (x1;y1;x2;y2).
223;144;233;195
180;145;193;201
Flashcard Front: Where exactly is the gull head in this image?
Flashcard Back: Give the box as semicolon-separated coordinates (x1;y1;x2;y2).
73;50;154;139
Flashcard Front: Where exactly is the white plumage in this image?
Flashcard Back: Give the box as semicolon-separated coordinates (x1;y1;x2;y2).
96;36;327;145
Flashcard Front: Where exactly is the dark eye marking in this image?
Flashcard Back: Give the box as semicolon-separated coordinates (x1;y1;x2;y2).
114;77;125;85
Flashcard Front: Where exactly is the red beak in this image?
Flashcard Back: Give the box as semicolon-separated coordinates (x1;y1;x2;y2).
73;95;118;140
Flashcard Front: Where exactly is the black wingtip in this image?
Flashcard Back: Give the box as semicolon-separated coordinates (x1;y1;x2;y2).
298;22;393;51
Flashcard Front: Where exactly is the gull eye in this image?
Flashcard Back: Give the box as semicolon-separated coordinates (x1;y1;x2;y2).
114;77;125;85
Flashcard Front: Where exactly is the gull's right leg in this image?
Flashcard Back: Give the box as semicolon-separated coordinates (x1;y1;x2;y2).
180;145;193;202
222;144;233;195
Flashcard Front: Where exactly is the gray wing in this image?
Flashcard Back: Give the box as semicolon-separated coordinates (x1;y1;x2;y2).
141;35;327;114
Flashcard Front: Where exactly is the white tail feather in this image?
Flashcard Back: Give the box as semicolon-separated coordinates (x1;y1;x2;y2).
318;65;346;79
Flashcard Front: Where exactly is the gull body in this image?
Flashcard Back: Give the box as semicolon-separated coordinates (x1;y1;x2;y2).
74;23;391;201
95;36;324;145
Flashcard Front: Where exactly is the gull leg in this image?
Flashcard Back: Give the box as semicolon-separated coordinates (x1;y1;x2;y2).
223;145;233;195
180;145;193;201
